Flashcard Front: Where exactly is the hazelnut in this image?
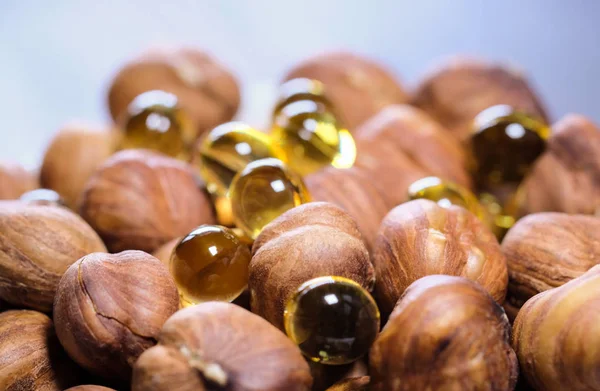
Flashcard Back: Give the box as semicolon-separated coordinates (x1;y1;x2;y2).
0;161;37;200
370;275;518;391
131;302;313;391
412;57;549;141
250;202;375;330
53;250;179;380
513;264;600;391
502;213;600;319
40;123;117;208
309;359;368;391
65;387;116;391
0;310;82;391
373;199;507;315
326;377;370;391
520;114;600;215
79;149;215;253
284;51;408;130
0;202;106;311
152;236;181;267
354;105;471;193
305;167;390;249
108;47;240;138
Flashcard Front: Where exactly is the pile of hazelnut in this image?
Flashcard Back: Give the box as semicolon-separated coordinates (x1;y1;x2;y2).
1;46;599;391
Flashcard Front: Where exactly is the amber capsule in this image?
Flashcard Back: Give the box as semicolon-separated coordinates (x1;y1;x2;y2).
118;90;195;158
169;225;251;306
229;158;310;240
470;104;550;192
19;188;66;207
196;122;286;196
272;90;356;176
274;78;331;112
284;276;380;365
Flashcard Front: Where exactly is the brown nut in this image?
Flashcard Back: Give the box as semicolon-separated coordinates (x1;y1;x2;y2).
108;47;240;138
0;161;37;200
373;199;507;315
79;149;215;253
53;251;179;380
0;202;106;311
284;51;408;130
40;123;116;208
370;275;518;391
355;105;471;192
520;114;600;215
0;310;82;391
64;387;116;391
412;57;549;141
502;213;600;319
309;359;368;391
132;302;312;391
513;264;600;391
250;202;375;330
305;167;390;249
152;236;181;267
326;377;370;391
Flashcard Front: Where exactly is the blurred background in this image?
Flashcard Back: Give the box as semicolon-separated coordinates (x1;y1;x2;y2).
1;0;599;169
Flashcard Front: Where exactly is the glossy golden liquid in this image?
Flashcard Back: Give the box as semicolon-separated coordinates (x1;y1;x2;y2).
229;158;310;240
118;90;195;159
284;276;380;365
271;80;356;176
170;225;251;306
197;122;286;196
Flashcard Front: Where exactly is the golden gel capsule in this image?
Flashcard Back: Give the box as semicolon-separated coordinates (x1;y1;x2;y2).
229;158;310;240
274;78;331;112
118;90;195;158
284;276;380;365
170;225;251;306
272;80;356;176
196;122;287;197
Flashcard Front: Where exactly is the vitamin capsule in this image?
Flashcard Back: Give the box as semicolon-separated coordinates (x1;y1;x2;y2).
196;122;286;196
272;79;356;176
274;78;331;112
170;225;251;306
284;276;380;365
118;90;195;158
19;188;65;207
408;176;486;220
229;158;310;240
470;105;550;193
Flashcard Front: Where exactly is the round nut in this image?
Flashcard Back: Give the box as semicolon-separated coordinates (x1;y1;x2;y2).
250;202;375;330
0;161;37;200
412;57;549;141
64;387;117;391
152;236;181;268
108;47;240;139
284;51;408;130
326;377;370;391
0;310;82;390
79;149;215;253
0;202;106;311
373;199;508;315
513;265;600;391
40;123;116;208
53;251;179;380
132;302;312;391
370;275;518;391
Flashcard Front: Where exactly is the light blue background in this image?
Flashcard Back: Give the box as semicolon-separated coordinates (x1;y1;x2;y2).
1;0;599;168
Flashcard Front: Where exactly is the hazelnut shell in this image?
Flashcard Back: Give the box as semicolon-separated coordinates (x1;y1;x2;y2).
0;202;106;311
370;275;518;391
325;377;370;391
53;250;179;380
64;387;116;391
250;202;375;330
373;199;507;314
132;302;313;391
79;149;215;253
0;161;38;200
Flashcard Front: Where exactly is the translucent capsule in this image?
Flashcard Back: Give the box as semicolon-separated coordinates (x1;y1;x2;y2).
170;225;251;306
271;79;356;176
229;158;310;240
274;78;331;112
284;276;380;365
470;105;550;192
196;122;286;197
118;90;195;158
19;189;66;207
408;177;486;220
